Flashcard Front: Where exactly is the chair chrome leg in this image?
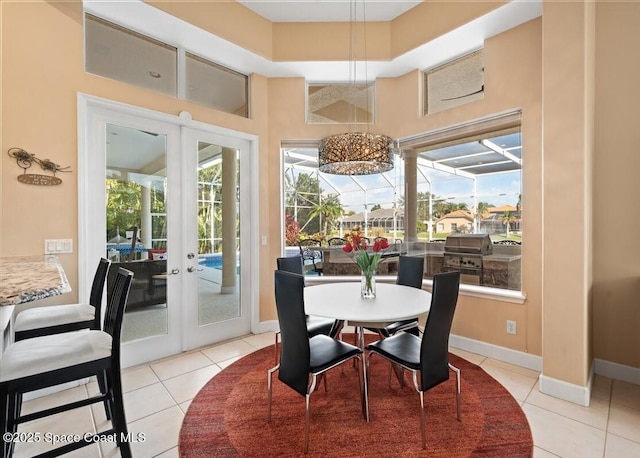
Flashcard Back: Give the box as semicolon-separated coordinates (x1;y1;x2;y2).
449;363;461;420
361;353;369;422
267;364;279;422
419;390;426;450
274;331;280;364
305;374;319;455
304;393;311;454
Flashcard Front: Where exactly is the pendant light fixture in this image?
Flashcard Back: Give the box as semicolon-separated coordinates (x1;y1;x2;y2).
318;0;394;176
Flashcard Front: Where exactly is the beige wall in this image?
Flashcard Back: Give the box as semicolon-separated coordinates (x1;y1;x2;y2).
389;19;544;358
0;1;268;311
542;0;595;387
263;19;545;359
2;1;639;385
593;1;640;368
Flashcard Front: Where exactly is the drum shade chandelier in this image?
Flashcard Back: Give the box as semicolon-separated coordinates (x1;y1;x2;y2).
317;0;394;176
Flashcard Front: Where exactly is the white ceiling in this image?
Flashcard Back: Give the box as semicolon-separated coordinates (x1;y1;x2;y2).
84;0;542;82
237;0;422;23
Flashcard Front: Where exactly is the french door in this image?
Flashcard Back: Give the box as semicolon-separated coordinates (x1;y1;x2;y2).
79;96;255;367
181;129;252;350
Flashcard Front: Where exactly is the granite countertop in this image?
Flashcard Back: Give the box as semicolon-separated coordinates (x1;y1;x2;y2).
0;255;71;306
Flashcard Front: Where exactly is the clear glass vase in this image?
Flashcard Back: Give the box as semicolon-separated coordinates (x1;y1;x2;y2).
360;267;376;299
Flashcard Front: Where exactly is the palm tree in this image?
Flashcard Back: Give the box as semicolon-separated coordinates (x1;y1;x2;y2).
501;210;517;238
309;194;343;236
476;201;491;219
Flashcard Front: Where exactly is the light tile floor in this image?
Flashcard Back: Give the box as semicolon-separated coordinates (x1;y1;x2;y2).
11;331;640;458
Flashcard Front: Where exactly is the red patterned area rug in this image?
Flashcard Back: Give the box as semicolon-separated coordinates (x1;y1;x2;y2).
179;338;533;457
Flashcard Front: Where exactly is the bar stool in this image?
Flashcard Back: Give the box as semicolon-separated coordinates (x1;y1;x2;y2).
0;267;134;458
13;258;110;341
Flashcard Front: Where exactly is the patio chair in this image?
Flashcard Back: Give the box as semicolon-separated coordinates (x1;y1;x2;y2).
298;239;323;275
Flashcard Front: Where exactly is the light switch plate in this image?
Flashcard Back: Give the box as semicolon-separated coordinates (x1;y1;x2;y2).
44;239;73;254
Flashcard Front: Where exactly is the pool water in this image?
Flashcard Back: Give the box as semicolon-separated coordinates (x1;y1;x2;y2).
198;253;240;271
199;256;223;269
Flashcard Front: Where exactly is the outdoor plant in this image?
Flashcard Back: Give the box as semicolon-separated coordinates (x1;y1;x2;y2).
284;215;301;246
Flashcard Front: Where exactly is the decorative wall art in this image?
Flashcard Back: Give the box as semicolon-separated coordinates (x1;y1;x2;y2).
7;147;71;186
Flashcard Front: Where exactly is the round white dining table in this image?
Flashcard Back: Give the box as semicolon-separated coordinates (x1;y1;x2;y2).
304;282;432;348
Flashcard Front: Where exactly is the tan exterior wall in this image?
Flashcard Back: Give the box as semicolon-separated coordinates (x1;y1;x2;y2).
2;1;639;383
436;217;473;233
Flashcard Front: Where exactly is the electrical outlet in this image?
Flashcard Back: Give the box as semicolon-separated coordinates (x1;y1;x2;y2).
506;320;517;335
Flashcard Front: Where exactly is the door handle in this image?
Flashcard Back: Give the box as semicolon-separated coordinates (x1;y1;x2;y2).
170;268;180;275
187;266;204;273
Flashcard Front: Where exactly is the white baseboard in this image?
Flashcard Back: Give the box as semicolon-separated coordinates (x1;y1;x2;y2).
595;358;640;385
256;319;279;335
539;366;594;407
449;333;542;372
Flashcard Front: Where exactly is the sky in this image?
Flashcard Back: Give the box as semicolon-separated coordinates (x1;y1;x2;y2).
285;132;522;215
310;158;521;215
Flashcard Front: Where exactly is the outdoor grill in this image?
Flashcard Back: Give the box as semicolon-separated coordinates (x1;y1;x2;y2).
443;234;493;285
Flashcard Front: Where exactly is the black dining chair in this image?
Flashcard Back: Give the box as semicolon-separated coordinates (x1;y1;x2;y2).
274;256;342;362
277;256;341;340
268;270;368;454
13;258;111;341
366;255;425;338
0;267;134;458
365;271;461;450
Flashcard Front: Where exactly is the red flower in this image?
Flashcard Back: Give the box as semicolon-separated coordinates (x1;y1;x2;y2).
342;243;353;253
372;238;389;252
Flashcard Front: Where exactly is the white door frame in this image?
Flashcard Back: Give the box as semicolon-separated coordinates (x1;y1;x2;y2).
77;94;260;366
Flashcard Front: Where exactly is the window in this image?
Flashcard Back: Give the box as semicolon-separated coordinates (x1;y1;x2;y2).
85;15;177;97
401;111;522;291
85;14;249;118
424;50;484;115
307;82;375;124
185;52;248;116
281;112;522;293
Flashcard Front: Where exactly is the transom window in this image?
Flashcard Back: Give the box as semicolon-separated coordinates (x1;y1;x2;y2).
85;14;248;117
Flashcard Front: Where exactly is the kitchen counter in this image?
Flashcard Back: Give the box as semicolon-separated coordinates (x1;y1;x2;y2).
0;255;71;307
0;255;70;353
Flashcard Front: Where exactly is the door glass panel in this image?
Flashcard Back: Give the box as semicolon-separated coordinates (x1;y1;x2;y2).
196;142;240;325
105;124;169;342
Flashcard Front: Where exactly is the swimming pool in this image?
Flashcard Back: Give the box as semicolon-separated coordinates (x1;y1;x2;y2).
198;253;240;270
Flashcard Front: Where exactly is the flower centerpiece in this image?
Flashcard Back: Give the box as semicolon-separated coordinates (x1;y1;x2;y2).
342;235;389;299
